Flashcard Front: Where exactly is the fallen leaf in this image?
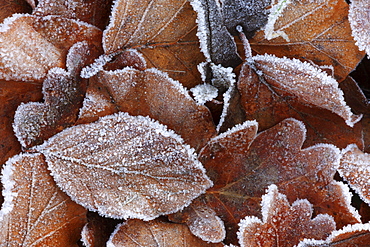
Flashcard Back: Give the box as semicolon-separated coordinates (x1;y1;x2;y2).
297;223;370;247
0;14;102;82
102;0;204;88
249;0;365;82
339;144;370;206
349;0;370;57
0;153;86;246
95;67;217;151
169;199;226;243
106;219;224;247
199;118;360;244
237;184;336;247
13;41;100;148
36;112;213;220
0;0;32;22
33;0;113;30
238;54;363;148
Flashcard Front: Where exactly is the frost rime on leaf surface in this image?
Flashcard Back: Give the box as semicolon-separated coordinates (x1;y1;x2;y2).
252;54;362;127
36;112;213;220
349;0;370;57
237;184;336;247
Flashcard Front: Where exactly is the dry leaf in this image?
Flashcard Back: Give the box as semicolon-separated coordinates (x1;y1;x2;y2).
102;0;204;88
107;219;224;247
238;55;363;149
199;118;360;244
298;223;370;247
0;153;86;246
0;14;101;82
349;0;370;57
339;144;370;206
249;0;365;82
237;184;336;247
36;112;212;220
95;67;217;151
0;0;32;22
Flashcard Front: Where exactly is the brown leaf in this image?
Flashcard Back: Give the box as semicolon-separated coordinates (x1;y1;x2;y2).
349;0;370;58
0;14;102;82
13;41;101;148
107;219;224;247
36;112;213;220
95;67;216;151
238;56;363;149
102;0;204;88
199;118;360;244
339;144;370;206
0;153;86;246
169;200;226;243
237;184;336;247
298;223;370;246
249;0;365;82
34;0;113;30
0;0;32;22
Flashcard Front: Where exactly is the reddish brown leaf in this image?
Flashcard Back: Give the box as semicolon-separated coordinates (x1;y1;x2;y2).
0;14;101;82
237;184;336;247
36;112;213;220
199;118;360;244
238;57;363;149
249;0;365;82
298;223;370;246
34;0;113;30
106;219;224;247
0;0;32;22
102;0;204;88
0;153;86;246
95;68;216;151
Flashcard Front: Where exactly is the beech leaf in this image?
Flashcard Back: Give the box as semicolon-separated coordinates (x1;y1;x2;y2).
339;144;370;206
249;0;365;82
106;219;224;247
0;153;86;246
0;14;101;82
349;0;370;57
237;184;336;247
35;112;213;220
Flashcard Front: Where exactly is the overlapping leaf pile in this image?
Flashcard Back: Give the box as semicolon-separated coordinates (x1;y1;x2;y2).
1;0;370;246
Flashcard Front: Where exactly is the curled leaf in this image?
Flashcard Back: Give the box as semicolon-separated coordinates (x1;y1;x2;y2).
36;112;213;220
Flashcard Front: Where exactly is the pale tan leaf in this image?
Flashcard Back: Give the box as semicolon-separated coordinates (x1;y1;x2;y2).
36;112;213;220
0;153;86;246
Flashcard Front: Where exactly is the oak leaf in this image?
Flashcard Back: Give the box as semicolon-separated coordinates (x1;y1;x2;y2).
102;0;204;88
106;219;224;247
35;112;213;220
0;153;86;246
237;184;336;247
249;0;365;82
198;118;360;244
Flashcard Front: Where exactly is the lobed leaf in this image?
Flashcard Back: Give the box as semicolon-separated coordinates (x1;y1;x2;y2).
0;153;86;246
36;112;213;220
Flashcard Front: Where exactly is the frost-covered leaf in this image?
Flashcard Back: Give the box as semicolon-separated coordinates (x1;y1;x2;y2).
0;80;42;165
190;0;241;68
0;153;86;246
36;112;213;220
106;219;224;247
238;56;363;148
198;118;360;244
34;0;113;30
103;0;204;88
237;184;336;247
13;42;100;148
0;0;32;22
169;200;226;243
298;223;370;247
0;14;101;82
339;144;370;206
95;67;216;151
349;0;370;58
249;0;365;82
